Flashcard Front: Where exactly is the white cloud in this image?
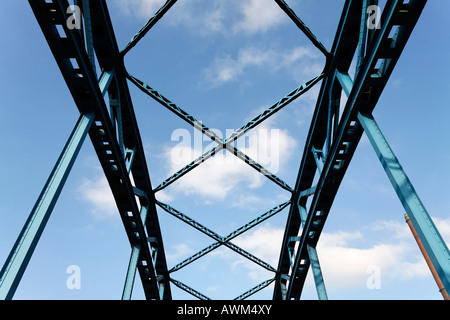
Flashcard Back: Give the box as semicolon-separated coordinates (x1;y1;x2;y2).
114;0;288;35
205;284;221;293
204;45;323;87
233;0;287;34
229;193;288;211
234;225;284;267
316;230;428;289
164;0;230;36
232;225;285;281
76;120;296;216
197;224;284;283
166;243;195;264
202;6;226;34
114;0;166;19
214;216;450;290
160;122;297;201
205;47;275;85
154;189;174;203
164;147;263;201
78;175;117;219
433;217;450;244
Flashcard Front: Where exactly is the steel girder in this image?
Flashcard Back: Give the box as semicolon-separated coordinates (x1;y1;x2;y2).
18;0;171;300
356;111;450;293
273;0;432;300
2;0;446;300
0;113;94;300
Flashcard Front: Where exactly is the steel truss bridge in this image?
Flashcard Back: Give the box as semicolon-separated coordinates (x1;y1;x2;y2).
1;0;449;300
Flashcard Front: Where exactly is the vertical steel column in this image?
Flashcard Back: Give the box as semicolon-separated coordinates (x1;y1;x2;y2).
307;245;327;300
357;112;450;293
0;112;94;300
81;0;96;76
122;244;140;300
298;204;328;300
356;0;368;75
122;205;149;300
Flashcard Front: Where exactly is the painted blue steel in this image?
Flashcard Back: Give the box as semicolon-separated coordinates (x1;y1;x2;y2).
129;73;322;193
224;74;324;145
222;74;323;193
289;0;427;299
275;0;428;300
19;0;435;300
170;278;211;300
274;0;329;57
356;0;369;75
82;0;173;299
154;143;222;192
335;71;353;98
151;74;322;192
0;43;112;299
285;0;406;299
153;140;292;193
297;205;328;300
125;148;136;173
274;0;362;299
98;70;114;96
169;201;290;273
127;73;222;143
121;0;178;56
0;112;94;300
358;112;450;292
234;278;276;300
311;147;324;174
156;200;277;272
122;205;150;300
81;0;96;76
122;244;141;300
225;146;294;192
306;244;327;300
110;95;124;155
27;0;171;300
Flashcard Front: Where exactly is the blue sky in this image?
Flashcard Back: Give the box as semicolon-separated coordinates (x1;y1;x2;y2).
0;0;449;300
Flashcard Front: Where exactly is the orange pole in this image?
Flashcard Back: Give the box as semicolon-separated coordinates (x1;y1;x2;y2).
404;213;450;300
